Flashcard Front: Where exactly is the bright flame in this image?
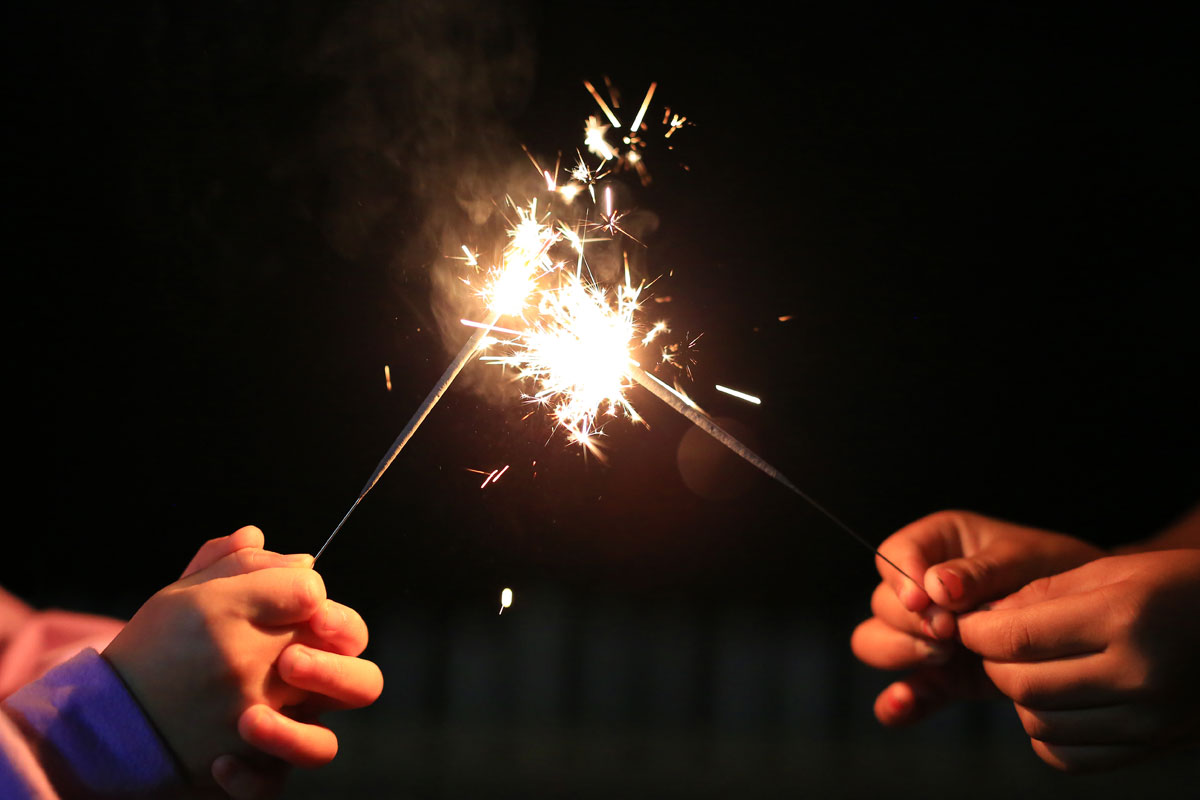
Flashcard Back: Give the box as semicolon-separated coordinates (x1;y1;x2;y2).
476;200;560;317
483;272;646;453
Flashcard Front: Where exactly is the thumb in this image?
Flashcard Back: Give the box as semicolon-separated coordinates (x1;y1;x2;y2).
923;536;1053;612
180;525;265;579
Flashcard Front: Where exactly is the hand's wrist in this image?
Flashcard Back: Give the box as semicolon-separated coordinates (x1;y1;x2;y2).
1113;504;1200;555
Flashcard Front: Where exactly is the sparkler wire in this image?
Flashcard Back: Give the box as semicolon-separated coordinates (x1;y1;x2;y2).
314;310;502;562
629;365;921;590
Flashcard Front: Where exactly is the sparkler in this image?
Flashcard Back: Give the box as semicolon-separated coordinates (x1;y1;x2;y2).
315;201;560;562
483;259;918;588
628;366;916;586
319;75;915;591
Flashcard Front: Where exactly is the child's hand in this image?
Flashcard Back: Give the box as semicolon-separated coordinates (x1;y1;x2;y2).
958;549;1200;771
851;510;1102;725
102;527;383;792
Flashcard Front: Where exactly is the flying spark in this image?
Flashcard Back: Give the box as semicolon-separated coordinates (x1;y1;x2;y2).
715;385;762;405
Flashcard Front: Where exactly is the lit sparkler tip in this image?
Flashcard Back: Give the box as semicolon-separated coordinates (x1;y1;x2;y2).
499;587;513;615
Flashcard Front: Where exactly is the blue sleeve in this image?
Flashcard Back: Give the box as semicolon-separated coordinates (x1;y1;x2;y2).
1;648;181;797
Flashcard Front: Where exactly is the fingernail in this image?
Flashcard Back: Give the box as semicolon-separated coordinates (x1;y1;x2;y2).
926;607;955;640
212;755;255;798
920;618;935;639
936;569;964;602
887;683;913;715
284;553;315;567
287;646;313;678
917;640;953;665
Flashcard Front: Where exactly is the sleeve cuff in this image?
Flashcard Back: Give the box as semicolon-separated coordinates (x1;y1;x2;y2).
2;648;181;796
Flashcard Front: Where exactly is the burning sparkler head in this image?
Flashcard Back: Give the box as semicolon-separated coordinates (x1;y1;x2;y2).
476;200;560;317
483;270;648;454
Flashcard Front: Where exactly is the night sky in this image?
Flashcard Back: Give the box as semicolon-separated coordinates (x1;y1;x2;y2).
6;2;1198;795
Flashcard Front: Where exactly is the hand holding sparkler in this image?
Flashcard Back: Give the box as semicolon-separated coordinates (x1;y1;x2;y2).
100;526;383;794
852;511;1104;728
851;507;1200;772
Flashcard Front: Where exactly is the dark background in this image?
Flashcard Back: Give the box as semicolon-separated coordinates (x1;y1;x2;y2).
7;1;1197;797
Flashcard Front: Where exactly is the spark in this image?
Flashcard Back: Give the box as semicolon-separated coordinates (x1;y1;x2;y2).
778;314;794;322
584;115;617;161
457;245;479;267
641;320;669;346
628;82;657;136
715;385;762;405
491;464;510;483
583;80;622;129
602;75;621;108
384;365;392;391
481;469;498;488
499;587;513;615
570;152;608;202
593;186;640;243
665;113;687;138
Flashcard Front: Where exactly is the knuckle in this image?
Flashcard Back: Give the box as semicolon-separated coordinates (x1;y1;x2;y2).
869;583;891;618
232;549;262;573
1004;617;1036;660
1007;670;1040;707
1016;706;1051;741
1024;574;1055;602
283;645;316;681
293;570;325;612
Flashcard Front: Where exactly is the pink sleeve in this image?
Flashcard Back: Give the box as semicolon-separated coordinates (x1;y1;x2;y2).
0;587;126;700
0;709;60;799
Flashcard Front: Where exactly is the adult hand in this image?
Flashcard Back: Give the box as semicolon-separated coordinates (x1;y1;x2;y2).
958;549;1200;771
851;510;1103;725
